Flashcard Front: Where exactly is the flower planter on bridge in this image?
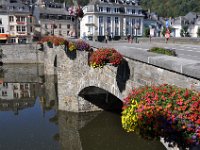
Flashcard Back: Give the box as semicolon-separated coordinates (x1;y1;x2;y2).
89;48;123;68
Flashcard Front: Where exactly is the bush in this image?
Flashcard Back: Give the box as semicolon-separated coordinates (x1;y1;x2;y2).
148;47;177;56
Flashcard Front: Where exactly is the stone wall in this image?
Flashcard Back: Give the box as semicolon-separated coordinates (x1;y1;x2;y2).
1;43;44;64
49;46;200;112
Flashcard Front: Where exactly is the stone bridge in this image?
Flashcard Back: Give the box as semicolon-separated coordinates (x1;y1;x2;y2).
44;44;200;112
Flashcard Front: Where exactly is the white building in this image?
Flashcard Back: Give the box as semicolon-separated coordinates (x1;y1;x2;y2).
0;0;35;44
0;14;10;43
33;0;80;39
80;0;144;41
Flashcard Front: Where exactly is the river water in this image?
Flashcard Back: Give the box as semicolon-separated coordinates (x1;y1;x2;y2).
0;64;166;150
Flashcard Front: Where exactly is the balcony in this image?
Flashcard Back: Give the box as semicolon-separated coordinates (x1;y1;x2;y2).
16;22;26;25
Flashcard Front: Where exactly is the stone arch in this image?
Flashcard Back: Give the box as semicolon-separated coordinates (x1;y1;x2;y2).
78;86;123;112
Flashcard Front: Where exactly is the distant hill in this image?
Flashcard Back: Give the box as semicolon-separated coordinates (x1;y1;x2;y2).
54;0;200;17
140;0;200;17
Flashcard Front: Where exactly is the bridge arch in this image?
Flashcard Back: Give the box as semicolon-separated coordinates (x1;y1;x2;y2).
78;86;123;112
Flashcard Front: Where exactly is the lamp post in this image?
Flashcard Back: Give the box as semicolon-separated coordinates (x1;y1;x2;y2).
135;23;140;43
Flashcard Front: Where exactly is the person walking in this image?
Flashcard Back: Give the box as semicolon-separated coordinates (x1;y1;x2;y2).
127;34;131;43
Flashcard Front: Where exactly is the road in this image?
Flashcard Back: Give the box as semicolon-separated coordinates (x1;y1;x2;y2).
106;41;200;61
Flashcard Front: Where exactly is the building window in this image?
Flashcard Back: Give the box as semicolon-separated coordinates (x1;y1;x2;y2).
14;92;19;98
88;16;93;23
2;91;7;96
106;7;110;12
30;26;33;32
114;8;119;13
25;84;29;89
3;83;8;87
0;27;5;33
16;26;21;32
114;17;118;24
132;9;135;14
132;19;135;25
126;28;129;34
126;19;129;25
99;16;103;24
10;26;14;31
29;17;32;23
9;38;16;43
88;26;93;35
59;30;62;35
107;17;111;24
99;26;103;36
99;7;103;12
22;26;26;32
115;27;119;35
107;26;111;34
9;16;14;22
67;24;70;29
0;19;2;24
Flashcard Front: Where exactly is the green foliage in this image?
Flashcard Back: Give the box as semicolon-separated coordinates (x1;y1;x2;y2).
197;28;200;37
141;0;200;17
144;28;150;37
54;0;89;6
180;26;190;37
148;47;177;56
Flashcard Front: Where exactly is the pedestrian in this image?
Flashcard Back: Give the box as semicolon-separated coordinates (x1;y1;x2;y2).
105;34;108;43
127;34;131;43
131;34;134;43
165;28;170;43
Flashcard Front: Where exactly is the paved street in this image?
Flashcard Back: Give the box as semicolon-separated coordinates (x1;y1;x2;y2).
103;41;200;61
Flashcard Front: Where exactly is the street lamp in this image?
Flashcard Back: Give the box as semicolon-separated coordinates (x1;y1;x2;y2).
135;23;140;43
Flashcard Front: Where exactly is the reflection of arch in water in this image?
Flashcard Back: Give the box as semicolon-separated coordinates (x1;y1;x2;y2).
78;86;123;113
79;111;166;150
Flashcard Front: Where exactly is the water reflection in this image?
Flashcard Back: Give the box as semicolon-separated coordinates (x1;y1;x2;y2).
54;111;166;150
0;64;166;150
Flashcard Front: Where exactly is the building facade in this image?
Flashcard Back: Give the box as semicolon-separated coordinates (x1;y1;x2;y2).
0;0;35;44
80;0;144;41
33;0;79;39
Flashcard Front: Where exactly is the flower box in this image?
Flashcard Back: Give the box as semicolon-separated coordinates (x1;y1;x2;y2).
89;48;123;68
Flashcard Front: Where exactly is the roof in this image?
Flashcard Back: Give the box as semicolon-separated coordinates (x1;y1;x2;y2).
38;7;69;15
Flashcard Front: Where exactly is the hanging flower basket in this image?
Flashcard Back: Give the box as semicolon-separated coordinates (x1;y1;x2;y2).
89;48;123;68
75;40;91;51
68;5;84;19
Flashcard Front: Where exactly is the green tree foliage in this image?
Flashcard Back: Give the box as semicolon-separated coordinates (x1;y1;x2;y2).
197;27;200;37
144;27;150;37
180;25;190;37
54;0;89;6
140;0;200;17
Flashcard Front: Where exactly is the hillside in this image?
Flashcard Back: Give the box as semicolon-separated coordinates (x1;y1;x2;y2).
141;0;200;17
54;0;200;17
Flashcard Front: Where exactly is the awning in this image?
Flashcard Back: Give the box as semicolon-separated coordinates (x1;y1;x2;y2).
0;34;10;40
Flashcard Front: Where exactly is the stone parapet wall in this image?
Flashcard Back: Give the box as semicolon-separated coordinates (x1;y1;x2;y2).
1;43;44;64
47;46;200;112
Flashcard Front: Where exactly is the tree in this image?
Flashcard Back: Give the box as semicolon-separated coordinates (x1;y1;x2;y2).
144;27;150;37
180;25;190;37
197;27;200;37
